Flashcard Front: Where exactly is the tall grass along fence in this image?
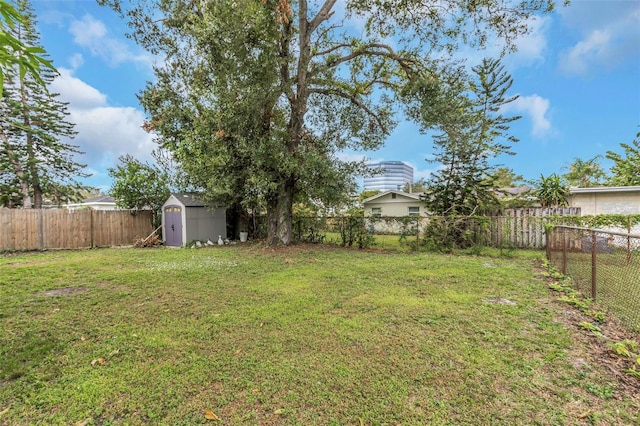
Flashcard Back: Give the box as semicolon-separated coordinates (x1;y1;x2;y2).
547;225;640;332
0;208;153;251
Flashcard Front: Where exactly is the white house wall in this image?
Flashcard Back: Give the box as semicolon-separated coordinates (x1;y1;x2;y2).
570;192;640;215
363;193;426;217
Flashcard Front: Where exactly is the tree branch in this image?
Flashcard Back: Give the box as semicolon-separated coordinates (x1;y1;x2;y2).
308;87;388;134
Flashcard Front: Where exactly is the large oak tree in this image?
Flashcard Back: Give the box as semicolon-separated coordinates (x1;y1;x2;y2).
100;0;557;245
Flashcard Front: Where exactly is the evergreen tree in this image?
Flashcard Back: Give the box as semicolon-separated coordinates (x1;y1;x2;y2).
424;58;521;216
0;0;88;208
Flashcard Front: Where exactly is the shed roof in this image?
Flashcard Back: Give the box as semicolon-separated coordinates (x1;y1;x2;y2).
170;193;207;207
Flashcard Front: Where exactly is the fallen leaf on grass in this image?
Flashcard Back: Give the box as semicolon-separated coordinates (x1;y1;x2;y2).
273;408;285;415
109;349;120;356
204;410;220;420
577;412;591;420
0;405;10;417
75;419;91;426
90;358;105;366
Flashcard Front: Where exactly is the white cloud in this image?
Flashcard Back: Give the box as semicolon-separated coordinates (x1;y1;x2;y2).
503;94;552;138
50;68;107;108
558;1;640;76
68;53;84;70
49;69;155;177
68;14;153;69
508;16;551;67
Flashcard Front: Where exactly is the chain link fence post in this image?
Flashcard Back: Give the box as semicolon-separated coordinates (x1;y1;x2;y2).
591;230;597;302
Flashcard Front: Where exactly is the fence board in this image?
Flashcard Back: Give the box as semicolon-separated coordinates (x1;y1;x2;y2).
0;208;153;250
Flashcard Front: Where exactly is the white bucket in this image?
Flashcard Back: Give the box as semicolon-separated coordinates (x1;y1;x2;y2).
239;232;248;242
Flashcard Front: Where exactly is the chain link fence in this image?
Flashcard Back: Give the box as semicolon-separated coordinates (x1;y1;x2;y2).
547;225;640;332
280;214;552;250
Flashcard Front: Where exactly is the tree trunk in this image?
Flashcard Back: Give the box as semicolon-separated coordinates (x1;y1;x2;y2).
266;195;279;246
275;176;295;245
32;184;43;208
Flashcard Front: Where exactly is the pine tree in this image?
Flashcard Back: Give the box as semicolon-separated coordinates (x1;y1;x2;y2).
424;58;521;216
0;0;88;208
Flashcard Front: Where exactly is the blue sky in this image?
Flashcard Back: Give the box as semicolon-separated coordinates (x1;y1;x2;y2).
29;0;640;192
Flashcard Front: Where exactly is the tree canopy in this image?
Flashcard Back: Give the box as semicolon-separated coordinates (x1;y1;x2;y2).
108;154;170;229
100;0;558;244
606;131;640;186
423;58;521;216
562;156;607;188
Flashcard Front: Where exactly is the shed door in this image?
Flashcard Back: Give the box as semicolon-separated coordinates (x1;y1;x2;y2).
164;206;183;246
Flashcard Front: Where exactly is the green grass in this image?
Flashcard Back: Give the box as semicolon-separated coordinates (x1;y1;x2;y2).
1;246;638;425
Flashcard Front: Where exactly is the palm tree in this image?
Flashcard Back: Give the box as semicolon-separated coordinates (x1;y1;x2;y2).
536;174;569;207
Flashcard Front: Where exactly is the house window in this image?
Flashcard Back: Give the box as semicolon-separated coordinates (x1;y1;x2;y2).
371;207;382;217
391;193;397;199
408;206;420;217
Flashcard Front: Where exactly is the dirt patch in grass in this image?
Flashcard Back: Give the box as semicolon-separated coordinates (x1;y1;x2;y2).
41;286;88;297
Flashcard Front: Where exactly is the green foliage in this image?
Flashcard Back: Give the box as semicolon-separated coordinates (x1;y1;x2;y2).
357;189;381;202
607;340;638;358
546;214;640;229
108;154;170;228
418;215;493;252
606;130;640;186
584;383;614;400
402;178;427;193
562;156;607;188
99;0;557;245
423;58;521;220
0;0;55;93
491;167;524;188
339;215;375;249
0;0;87;208
535;173;569;207
578;321;601;334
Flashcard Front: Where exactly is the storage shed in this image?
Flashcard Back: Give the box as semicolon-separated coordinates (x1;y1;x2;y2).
162;193;227;247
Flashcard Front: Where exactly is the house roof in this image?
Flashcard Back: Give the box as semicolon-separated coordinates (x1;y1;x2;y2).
495;187;533;197
362;190;422;203
569;186;640;194
83;195;116;204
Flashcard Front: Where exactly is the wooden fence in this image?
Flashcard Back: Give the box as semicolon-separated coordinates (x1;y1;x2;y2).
495;207;581;248
0;209;154;250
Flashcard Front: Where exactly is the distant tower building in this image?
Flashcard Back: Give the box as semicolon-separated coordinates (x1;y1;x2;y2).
363;161;414;191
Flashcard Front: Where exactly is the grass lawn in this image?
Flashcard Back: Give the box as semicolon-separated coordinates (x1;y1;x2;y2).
1;246;638;425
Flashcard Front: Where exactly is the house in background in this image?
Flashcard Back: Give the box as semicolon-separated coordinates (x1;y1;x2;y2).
569;186;640;215
162;193;227;247
362;190;426;217
64;195;120;211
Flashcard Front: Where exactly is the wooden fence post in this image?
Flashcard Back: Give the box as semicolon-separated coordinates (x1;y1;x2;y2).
545;226;550;261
